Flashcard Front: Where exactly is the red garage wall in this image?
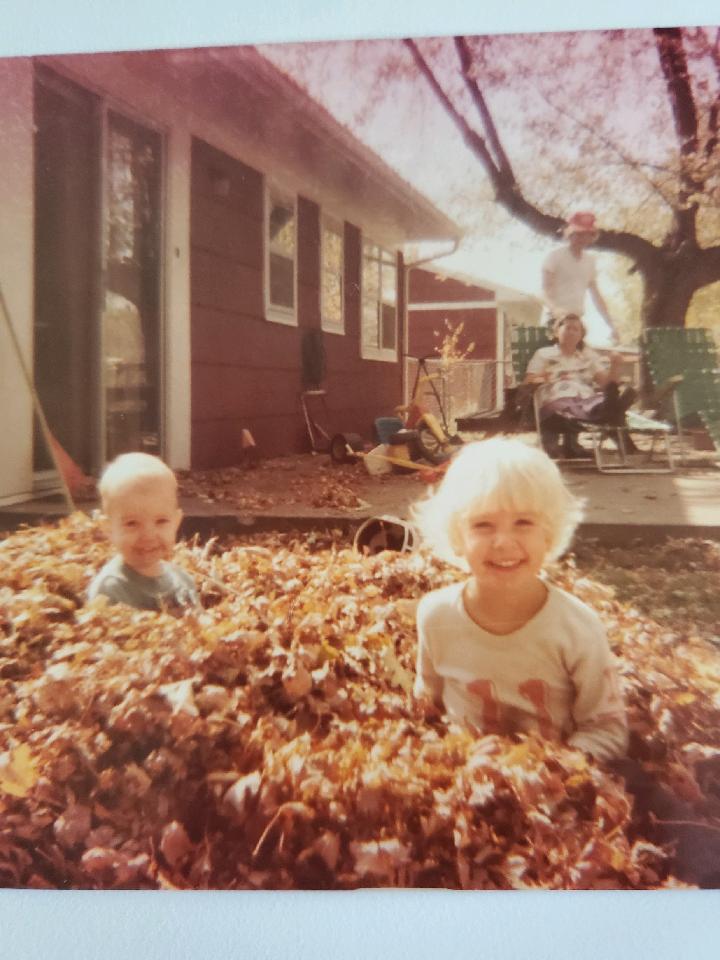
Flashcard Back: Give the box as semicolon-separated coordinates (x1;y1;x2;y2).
408;307;497;361
410;270;494;304
408;268;497;362
190;137;404;466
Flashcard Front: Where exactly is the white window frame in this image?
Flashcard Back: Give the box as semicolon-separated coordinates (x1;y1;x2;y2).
264;183;297;326
320;214;344;335
361;238;398;362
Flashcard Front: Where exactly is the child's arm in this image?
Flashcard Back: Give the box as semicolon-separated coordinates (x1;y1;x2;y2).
566;621;629;762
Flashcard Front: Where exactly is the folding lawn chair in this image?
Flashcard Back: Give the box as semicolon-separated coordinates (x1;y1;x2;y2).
641;327;720;456
510;326;675;473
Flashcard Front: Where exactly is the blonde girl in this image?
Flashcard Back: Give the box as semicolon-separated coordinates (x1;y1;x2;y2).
412;437;627;762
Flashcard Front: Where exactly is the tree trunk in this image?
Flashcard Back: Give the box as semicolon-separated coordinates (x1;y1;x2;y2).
641;273;694;329
639;251;704;328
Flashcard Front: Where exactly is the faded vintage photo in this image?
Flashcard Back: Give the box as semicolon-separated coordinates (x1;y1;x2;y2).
1;27;719;891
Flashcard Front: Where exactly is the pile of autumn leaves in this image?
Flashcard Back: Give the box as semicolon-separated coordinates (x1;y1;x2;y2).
1;515;719;890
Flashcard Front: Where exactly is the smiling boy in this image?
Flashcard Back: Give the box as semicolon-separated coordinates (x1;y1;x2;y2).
412;438;628;762
87;452;198;612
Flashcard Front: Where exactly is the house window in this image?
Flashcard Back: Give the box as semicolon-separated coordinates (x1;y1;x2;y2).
361;240;397;361
320;217;344;334
265;186;296;324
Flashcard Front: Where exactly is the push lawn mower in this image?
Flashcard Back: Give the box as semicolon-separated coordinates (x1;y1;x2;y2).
300;389;364;462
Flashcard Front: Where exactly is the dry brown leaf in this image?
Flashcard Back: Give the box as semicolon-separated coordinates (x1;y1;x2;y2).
0;744;38;798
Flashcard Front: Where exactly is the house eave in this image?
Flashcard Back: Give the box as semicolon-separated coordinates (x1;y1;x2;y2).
32;44;461;249
169;44;461;247
420;262;541;305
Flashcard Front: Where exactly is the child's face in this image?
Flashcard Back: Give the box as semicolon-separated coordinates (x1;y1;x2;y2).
105;480;182;577
457;507;550;593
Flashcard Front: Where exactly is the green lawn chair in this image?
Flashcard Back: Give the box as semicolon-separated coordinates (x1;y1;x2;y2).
641;327;720;453
511;326;675;473
511;325;553;382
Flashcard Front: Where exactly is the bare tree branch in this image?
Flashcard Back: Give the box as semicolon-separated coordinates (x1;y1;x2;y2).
402;41;499;183
403;37;565;240
536;89;677;212
653;27;701;242
404;31;719;326
454;36;515;181
705;27;720;157
654;28;701;156
405;37;659;266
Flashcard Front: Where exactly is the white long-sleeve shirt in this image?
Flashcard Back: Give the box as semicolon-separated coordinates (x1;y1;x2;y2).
414;581;628;762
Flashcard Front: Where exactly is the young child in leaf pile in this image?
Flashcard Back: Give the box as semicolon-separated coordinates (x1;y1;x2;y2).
411;439;720;887
412;437;628;763
88;452;199;613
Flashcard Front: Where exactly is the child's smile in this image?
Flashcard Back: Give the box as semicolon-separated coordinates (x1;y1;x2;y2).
486;558;526;570
459;508;550;589
105;482;182;578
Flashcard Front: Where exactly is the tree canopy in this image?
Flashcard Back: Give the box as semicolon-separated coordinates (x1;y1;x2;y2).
404;28;720;328
264;27;720;330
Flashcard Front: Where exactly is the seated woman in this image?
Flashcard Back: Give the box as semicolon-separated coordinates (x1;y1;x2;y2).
525;314;637;459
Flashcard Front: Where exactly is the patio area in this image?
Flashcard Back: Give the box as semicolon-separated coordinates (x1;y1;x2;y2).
2;444;719;545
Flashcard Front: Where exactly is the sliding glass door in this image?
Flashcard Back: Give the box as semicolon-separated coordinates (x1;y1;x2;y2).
33;68;163;474
102;111;162;461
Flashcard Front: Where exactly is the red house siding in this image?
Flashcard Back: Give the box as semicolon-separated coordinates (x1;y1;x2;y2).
191;138;305;466
190;138;405;466
321;226;404;442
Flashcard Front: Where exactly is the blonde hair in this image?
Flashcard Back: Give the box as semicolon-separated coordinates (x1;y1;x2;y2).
99;452;178;513
412;438;583;566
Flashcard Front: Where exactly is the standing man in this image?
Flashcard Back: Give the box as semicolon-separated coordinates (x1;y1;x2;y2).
542;211;619;343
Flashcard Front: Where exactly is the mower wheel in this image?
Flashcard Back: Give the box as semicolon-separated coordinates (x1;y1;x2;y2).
416;426;452;465
387;429;421;459
329;432;363;464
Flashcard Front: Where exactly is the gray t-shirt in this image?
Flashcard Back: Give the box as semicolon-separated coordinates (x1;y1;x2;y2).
87;554;199;612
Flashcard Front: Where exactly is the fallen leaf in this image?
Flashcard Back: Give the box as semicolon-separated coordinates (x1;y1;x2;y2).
160;821;192;868
0;744;38;798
